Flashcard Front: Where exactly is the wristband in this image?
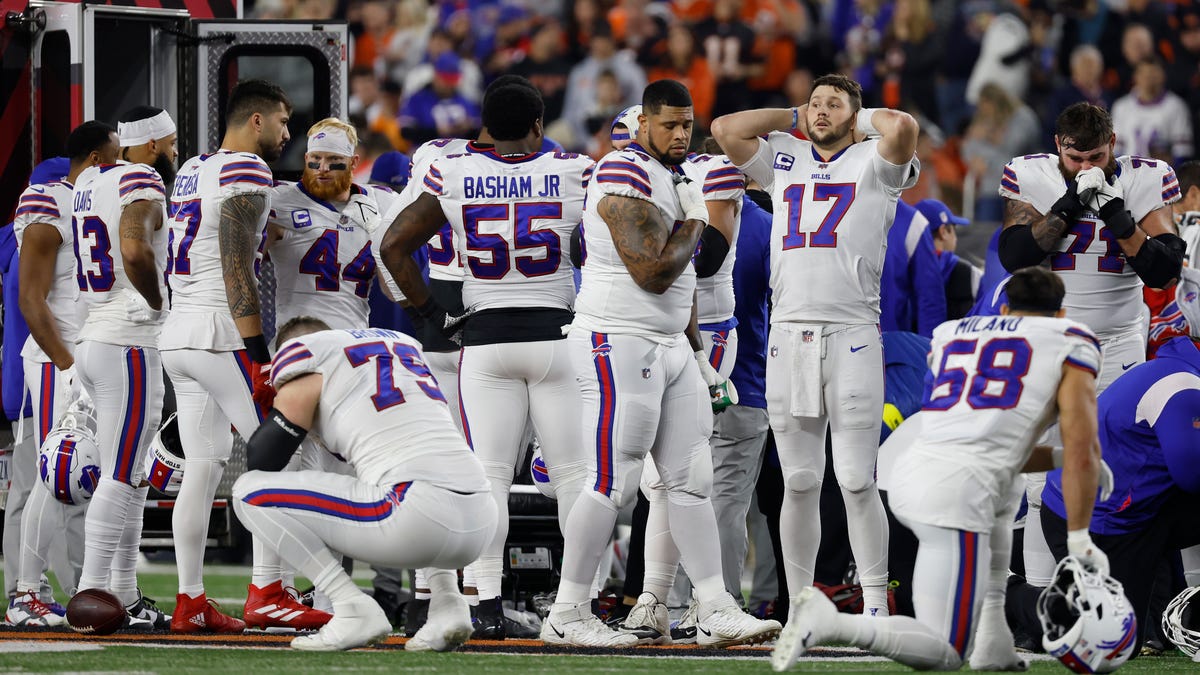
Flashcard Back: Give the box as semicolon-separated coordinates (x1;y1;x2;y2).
856;108;882;136
792;107;799;130
244;334;271;364
1066;529;1091;547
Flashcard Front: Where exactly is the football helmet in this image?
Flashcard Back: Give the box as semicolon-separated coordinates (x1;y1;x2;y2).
37;398;101;505
144;412;184;496
1162;585;1200;659
529;440;554;499
1038;556;1137;673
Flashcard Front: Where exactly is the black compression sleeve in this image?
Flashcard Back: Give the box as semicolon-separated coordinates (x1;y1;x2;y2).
246;408;308;472
1128;233;1185;289
693;226;732;278
998;224;1050;272
569;224;584;268
244;335;271;364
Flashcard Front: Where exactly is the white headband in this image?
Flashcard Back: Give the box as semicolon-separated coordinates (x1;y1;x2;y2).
307;128;355;158
118;110;176;147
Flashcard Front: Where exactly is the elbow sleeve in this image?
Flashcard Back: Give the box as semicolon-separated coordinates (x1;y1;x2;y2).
693;226;732;278
246;408;308;472
569;224;584;268
998;224;1050;272
1128;233;1185;289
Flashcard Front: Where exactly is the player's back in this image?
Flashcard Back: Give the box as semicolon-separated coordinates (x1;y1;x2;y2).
73;163;168;347
916;314;1101;478
763;135;914;324
999;154;1179;337
271;328;488;491
268;182;388;329
682;153;745;325
162;150;272;351
15;180;84;355
430;148;592;311
574;145;693;337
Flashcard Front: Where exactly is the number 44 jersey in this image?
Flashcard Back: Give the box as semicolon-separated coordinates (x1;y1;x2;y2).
892;314;1101;532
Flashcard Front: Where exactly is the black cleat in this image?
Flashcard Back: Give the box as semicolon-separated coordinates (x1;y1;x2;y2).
471;597;506;640
404;597;429;638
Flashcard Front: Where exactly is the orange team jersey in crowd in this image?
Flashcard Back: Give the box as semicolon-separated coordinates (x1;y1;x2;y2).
647;59;716;124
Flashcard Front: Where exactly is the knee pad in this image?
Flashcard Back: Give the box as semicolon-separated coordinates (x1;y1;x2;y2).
783;467;822;494
837;470;878;495
231;470;268;503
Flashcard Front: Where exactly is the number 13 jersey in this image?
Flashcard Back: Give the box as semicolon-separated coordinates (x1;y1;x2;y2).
739;134;919;325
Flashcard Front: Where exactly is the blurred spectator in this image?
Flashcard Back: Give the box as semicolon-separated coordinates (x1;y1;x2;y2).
583;71;630;159
832;0;891;103
966;8;1031;105
1042;44;1112;142
399;52;481;146
349;65;382;119
353;0;395;69
1167;6;1200;150
1115;23;1156;93
646;23;716;125
935;0;985;133
349;67;405;151
403;29;484;104
962;82;1041;222
353;131;396;182
479;5;534;77
902;125;942;204
696;0;761;118
507;20;574;124
608;0;666;53
744;0;802;109
879;0;941;123
383;0;435;83
1111;58;1194;163
916;199;980;321
558;22;646;150
566;0;604;62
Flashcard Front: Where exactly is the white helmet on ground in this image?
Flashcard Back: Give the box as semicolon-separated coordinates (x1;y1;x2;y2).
1038;556;1137;673
37;398;101;505
529;439;554;499
144;412;184;496
1162;585;1200;660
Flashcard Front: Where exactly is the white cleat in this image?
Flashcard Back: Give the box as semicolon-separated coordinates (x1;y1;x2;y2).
969;637;1029;671
696;594;782;648
617;592;671;645
290;597;391;651
406;592;473;652
771;587;838;672
540;602;640;647
6;592;66;627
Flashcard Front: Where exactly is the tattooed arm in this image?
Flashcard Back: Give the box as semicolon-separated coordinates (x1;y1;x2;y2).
599;194;704;294
119;200;165;310
998;197;1069;272
379;192;449;308
219;193;268;339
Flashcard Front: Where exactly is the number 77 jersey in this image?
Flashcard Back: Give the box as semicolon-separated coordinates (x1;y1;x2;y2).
422;148;594;311
741;133;919;325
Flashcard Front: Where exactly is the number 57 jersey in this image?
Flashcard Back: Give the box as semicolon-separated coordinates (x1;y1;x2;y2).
422;148;594;311
892;315;1101;532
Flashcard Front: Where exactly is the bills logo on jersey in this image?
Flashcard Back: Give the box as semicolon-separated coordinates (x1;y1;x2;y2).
774;153;795;171
292;210;313;229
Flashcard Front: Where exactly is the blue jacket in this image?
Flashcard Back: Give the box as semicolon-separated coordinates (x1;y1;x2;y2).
880;331;932;442
728;194;771;409
880;202;946;338
1043;337;1200;534
0;224;32;420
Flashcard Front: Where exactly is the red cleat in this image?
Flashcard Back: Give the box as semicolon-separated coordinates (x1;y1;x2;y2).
170;593;247;634
244;581;332;631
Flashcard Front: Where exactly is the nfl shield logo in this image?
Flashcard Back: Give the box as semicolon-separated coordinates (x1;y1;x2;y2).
802;330;814;343
642;368;651;379
770;346;778;357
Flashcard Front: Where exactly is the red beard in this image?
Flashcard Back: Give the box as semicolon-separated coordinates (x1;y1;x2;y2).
301;169;352;201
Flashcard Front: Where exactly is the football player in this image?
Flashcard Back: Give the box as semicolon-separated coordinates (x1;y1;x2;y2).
530;79;780;647
233;318;496;652
163;80;328;632
6;123;119;627
71;107;175;624
773;267;1108;672
713;73;920;617
379;83;592;639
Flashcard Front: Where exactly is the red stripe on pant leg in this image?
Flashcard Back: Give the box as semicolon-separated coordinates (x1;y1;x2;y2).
116;349;146;483
40;363;55;445
591;333;616;495
953;531;978;655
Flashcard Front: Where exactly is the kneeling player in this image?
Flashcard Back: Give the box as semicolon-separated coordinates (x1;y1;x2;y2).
232;317;497;652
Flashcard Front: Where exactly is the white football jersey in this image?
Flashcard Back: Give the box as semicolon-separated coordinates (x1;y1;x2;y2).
422;148;593;312
72;163;169;348
681;153;745;325
998;154;1179;337
890;315;1101;531
160;150;273;351
740;134;919;324
269;182;398;329
14;180;84;360
574;143;694;337
271;328;489;491
375;138;474;294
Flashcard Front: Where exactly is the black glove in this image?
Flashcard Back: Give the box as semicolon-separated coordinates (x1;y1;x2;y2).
1097;198;1136;240
413;298;471;345
1050;181;1086;226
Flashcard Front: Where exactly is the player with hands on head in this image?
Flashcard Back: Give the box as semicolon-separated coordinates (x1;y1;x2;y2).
70;106;176;629
712;74;920;619
5;123;120;628
162;80;330;633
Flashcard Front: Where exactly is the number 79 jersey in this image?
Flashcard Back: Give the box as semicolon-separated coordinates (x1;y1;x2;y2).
268;182;396;329
998;154;1180;337
739;133;919;325
422;148;594;311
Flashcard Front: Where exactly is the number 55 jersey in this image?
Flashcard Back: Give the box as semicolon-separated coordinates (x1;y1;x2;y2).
889;315;1101;532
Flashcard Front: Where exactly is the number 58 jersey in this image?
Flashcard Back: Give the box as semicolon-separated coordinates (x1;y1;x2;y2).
422;148;594;311
892;315;1101;531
